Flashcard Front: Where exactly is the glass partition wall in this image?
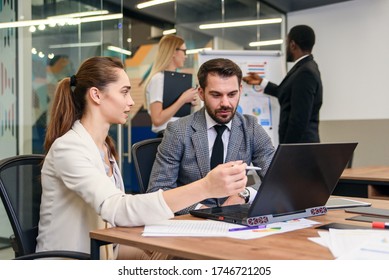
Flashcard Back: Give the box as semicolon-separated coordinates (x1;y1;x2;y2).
30;0;125;155
0;0;285;193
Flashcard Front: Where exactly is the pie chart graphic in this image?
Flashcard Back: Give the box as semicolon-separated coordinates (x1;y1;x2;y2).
252;107;261;116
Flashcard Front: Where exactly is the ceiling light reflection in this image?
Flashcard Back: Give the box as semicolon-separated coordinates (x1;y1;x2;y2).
249;39;283;47
199;18;282;30
137;0;175;9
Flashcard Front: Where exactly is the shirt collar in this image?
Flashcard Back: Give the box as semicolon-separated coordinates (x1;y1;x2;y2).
294;54;310;64
204;109;232;131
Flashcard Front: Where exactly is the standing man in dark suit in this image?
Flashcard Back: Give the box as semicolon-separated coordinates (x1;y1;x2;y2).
243;25;322;144
147;58;275;215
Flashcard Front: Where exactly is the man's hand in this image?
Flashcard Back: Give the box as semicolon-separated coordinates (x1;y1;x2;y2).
242;72;263;85
222;194;245;206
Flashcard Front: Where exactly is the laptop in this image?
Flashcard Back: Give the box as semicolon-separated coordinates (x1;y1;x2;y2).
190;142;358;226
325;197;371;209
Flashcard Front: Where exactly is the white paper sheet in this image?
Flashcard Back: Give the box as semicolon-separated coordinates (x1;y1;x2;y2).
142;218;319;240
308;228;389;259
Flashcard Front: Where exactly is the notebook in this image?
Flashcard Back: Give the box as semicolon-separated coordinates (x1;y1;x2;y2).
325;197;371;209
345;207;389;218
346;215;389;223
190;142;358;226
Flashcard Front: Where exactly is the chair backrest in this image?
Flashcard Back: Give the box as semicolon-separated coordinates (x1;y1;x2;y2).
131;138;162;193
0;154;45;258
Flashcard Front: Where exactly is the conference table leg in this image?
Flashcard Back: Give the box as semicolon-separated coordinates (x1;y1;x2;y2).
90;238;111;260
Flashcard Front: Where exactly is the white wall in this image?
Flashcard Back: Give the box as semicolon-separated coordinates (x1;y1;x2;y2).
288;0;389;121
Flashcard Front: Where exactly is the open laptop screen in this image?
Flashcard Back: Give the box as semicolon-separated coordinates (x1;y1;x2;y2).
190;142;357;225
248;142;357;217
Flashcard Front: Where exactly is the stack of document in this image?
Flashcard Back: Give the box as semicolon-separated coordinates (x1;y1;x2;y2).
309;229;389;259
143;219;319;240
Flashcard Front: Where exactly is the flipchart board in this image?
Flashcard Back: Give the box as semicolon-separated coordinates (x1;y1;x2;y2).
198;50;286;146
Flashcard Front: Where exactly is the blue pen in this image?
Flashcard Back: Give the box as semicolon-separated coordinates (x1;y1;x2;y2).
228;225;266;232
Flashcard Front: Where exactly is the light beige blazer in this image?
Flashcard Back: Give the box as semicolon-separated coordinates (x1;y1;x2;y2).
36;120;173;258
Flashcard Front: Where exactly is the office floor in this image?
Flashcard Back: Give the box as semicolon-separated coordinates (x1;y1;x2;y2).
0;246;13;259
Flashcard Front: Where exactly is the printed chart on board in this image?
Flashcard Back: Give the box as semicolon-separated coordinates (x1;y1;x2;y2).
237;61;273;143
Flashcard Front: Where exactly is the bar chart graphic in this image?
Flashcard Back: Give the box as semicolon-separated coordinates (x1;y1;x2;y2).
0;0;17;156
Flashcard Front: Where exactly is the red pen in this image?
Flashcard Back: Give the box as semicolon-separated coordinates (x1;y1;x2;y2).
372;222;389;229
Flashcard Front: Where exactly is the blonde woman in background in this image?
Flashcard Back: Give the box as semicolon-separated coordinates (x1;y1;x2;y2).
144;34;199;136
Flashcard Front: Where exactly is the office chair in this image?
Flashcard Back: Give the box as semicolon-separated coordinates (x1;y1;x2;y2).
0;154;90;260
131;138;162;193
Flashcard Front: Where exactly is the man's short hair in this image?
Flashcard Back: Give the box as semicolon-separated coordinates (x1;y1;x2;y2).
197;58;242;89
288;25;315;52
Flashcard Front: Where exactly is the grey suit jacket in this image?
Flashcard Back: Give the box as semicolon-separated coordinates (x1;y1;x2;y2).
147;107;275;215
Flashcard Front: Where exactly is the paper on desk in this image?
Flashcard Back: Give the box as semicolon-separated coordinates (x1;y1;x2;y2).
228;218;319;240
337;232;389;260
308;228;389;259
143;218;319;240
143;220;233;237
309;234;330;248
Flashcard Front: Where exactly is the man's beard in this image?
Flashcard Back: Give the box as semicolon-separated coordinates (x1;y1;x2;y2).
286;48;293;62
205;104;236;124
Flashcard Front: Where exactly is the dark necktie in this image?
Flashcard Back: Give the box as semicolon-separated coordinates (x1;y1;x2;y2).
210;125;227;170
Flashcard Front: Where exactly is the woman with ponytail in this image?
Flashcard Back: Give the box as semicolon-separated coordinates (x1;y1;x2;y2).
36;56;247;259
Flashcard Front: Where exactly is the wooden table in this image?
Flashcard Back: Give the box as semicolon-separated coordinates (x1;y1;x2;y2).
335;166;389;199
90;197;389;260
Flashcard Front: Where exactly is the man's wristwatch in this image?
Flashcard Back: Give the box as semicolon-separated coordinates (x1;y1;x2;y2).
238;188;250;203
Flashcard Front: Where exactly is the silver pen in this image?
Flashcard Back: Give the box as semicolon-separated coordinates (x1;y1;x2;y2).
245;166;262;170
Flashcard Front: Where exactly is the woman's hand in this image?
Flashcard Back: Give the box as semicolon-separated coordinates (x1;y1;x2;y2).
179;87;198;105
162;161;247;214
191;93;200;106
203;161;247;199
